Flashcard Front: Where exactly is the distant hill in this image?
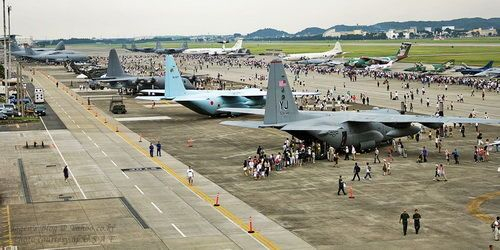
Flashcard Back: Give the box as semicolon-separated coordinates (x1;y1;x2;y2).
246;28;291;39
329;18;500;32
245;18;500;39
295;27;326;37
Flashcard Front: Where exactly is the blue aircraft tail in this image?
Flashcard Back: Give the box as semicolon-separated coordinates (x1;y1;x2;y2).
482;61;494;69
164;55;186;98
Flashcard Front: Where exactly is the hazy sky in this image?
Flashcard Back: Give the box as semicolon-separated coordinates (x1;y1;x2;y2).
9;0;500;39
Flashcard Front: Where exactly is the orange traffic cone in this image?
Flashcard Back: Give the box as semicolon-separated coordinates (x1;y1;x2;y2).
247;216;255;233
214;193;220;206
348;186;355;199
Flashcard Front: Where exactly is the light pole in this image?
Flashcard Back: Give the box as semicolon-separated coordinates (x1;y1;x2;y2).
7;5;11;79
2;0;7;96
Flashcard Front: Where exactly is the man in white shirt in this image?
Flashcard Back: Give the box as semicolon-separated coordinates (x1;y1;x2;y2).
187;166;194;186
494;216;500;241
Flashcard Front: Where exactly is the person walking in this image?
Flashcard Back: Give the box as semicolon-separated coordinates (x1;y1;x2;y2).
351;146;356;161
413;209;421;234
337;175;346;195
374;147;381;163
344;146;350;160
149;143;154;157
492;216;500;241
400;209;410;236
187;166;195;186
422;147;428;162
452;148;460;164
156;141;162;157
63;166;69;183
363;162;372;180
352;162;361;181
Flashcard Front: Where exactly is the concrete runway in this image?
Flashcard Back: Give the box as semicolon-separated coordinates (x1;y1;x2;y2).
2;51;500;249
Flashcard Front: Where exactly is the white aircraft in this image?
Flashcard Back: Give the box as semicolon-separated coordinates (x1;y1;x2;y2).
282;42;343;62
366;60;394;71
182;39;243;55
136;55;318;116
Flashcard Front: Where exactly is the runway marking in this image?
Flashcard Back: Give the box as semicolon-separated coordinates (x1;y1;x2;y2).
71;119;75;124
101;150;108;157
40;116;87;199
68;115;71;119
56;74;279;250
93;142;99;148
87;136;92;141
110;160;118;166
39;245;101;250
76;125;80;128
466;191;500;223
151;202;163;214
134;185;144;195
121;171;129;179
171;223;186;237
81;130;86;135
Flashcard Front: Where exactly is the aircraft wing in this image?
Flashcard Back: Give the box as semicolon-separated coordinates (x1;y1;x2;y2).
217;108;265;116
220;120;266;129
135;96;165;101
98;77;136;83
361;56;391;64
141;89;164;94
292;91;320;97
281;121;342;131
337;112;500;125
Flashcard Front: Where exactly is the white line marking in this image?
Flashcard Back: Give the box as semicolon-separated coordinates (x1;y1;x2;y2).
71;119;75;124
93;142;99;148
39;245;101;250
121;171;129;179
110;160;118;167
134;185;144;195
76;125;80;128
151;202;163;214
40;117;87;199
81;130;86;135
87;136;92;141
68;115;71;119
101;150;107;157
171;223;186;237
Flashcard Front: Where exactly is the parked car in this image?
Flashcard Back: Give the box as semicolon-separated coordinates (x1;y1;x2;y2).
0;103;17;116
34;104;46;116
0;112;7;120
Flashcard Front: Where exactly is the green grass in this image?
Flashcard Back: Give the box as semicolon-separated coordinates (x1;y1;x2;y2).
68;37;500;66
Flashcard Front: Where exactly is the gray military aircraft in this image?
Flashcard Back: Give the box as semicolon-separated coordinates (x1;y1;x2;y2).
11;40;65;58
96;49;194;91
154;41;188;54
23;46;89;62
220;59;500;151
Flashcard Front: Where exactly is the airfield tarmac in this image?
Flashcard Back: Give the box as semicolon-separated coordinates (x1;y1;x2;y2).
31;48;500;249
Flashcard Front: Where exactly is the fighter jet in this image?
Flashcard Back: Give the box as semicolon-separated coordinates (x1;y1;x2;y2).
154;41;188;54
404;60;455;73
136;55;318;116
473;67;500;78
182;39;243;55
96;49;194;91
282;42;344;62
456;61;493;75
23;47;89;63
345;42;411;68
219;59;500;151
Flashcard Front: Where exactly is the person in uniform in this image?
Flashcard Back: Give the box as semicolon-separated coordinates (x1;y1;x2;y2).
400;209;410;236
352;162;361;181
413;209;421;234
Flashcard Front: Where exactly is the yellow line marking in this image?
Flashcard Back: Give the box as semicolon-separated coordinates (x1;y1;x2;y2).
39;70;280;250
466;191;500;223
6;205;12;246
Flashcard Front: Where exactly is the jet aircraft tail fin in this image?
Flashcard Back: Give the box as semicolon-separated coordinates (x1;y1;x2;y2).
395;42;412;60
54;41;65;51
482;61;494;69
181;41;188;49
263;59;300;125
10;41;21;51
106;49;125;77
330;41;342;54
164;55;186;98
24;47;35;55
231;39;243;50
